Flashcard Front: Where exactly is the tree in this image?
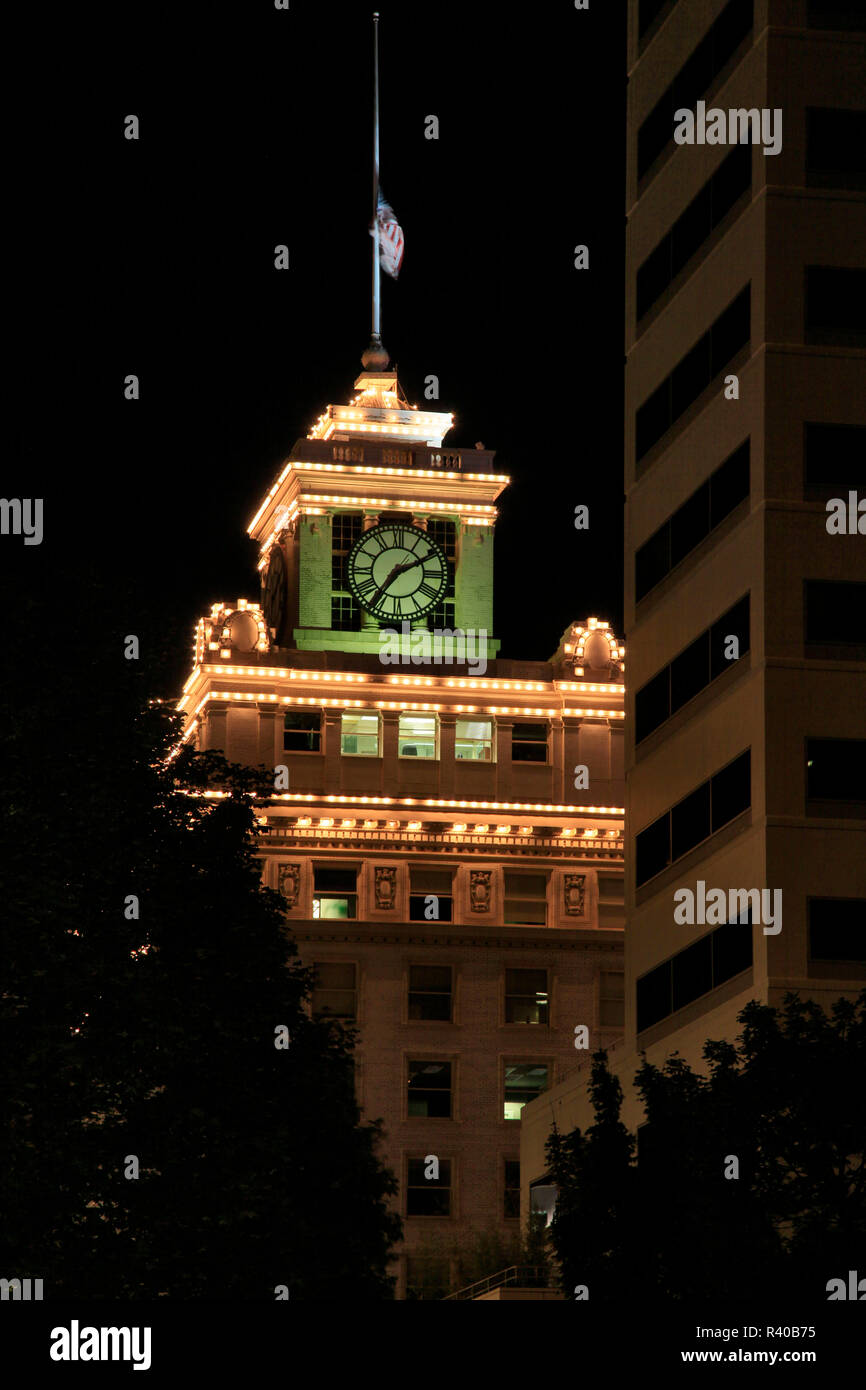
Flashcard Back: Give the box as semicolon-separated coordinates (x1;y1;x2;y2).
1;566;402;1299
546;992;866;1302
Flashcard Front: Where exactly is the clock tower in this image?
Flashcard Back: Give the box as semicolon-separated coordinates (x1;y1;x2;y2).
250;364;508;660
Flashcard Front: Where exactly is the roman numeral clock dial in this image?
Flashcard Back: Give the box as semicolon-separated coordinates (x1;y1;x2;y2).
346;522;448;621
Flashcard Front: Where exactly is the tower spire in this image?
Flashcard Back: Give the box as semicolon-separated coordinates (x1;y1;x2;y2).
361;12;390;371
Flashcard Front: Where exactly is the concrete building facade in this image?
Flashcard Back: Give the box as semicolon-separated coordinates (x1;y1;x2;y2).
522;0;865;1219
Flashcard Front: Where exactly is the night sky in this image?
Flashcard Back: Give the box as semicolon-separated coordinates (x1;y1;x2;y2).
10;1;626;692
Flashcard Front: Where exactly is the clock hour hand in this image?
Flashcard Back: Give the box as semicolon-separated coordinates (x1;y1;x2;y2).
371;563;402;607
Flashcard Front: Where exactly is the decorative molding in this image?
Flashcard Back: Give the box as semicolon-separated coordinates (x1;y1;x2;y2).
374;866;398;910
469;870;492;913
278;863;301;907
563;873;587;917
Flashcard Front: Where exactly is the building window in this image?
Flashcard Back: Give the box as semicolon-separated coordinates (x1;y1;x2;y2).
331;512;363;631
503;872;548;925
408;1060;452;1118
398;713;438;759
807;0;866;32
504;1160;521;1219
806;739;866;808
806;108;866;191
635;750;751;887
311;962;357;1019
312;867;358;920
636;440;749;601
405;1255;451;1299
637;917;752;1032
340;711;381;756
637;0;754;183
283;709;322;752
511;722;549;763
637;144;751;323
504;1063;549;1120
427;518;456;630
408;966;453;1022
803;423;866;496
635;594;750;742
809;898;866;962
406;1159;452;1217
409;868;454;923
455;718;494;761
636;286;750;463
805;267;866;348
804;582;866;652
599;971;625;1027
505;969;549;1024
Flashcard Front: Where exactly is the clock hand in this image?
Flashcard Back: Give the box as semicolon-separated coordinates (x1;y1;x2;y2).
371;563;402;606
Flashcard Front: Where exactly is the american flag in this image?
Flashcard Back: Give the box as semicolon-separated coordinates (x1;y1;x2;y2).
371;188;404;278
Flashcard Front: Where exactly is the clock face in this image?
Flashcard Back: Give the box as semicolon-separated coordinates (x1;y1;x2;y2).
346;522;448;621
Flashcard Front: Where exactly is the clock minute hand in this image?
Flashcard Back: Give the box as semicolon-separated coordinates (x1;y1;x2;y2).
371;563;402;606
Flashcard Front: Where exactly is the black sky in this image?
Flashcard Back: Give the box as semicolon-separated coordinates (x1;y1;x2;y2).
10;0;626;693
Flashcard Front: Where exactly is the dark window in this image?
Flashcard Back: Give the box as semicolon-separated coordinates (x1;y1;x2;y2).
636;287;750;461
711;750;751;829
408;1060;452;1118
504;1160;521;1219
427;518;456;627
637;916;753;1031
505;969;549;1025
807;0;866;31
331;512;363;631
637;145;751;322
408;965;453;1022
600;971;625;1027
636;812;671;885
283;709;322;752
805;267;866;347
671;781;711;859
331;594;360;631
806;739;866;805
504;873;548;925
512;722;548;763
636;595;750;741
805;581;866;649
809;898;866;962
406;1158;452;1216
804;423;866;495
312;866;358;920
636;442;750;601
636;750;751;887
807;108;866;190
409;868;454;923
311;962;357;1019
637;0;753;182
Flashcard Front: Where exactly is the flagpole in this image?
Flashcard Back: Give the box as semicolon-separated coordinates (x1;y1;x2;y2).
362;12;388;370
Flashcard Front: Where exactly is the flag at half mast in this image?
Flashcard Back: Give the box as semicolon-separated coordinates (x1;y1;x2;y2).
371;188;404;279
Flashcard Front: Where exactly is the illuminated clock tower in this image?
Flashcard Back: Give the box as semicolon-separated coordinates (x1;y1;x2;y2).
251;365;507;659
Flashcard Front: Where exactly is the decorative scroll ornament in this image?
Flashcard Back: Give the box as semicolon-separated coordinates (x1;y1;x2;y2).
278;863;301;907
374;866;398;910
564;873;587;916
469;870;492;913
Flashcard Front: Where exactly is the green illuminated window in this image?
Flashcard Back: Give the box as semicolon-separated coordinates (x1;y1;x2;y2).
504;1063;549;1120
341;712;381;756
455;718;494;761
399;713;438;759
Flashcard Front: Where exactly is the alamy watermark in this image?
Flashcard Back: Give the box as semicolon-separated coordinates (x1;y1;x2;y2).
674;881;782;936
0;498;43;545
674;102;782;156
379;621;489;676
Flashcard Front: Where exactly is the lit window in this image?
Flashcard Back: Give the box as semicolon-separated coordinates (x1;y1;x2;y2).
283;709;322;752
399;713;438;759
511;722;548;764
409;965;453;1021
312;867;357;920
504;873;548;925
505;969;549;1024
311;962;357;1019
406;1158;452;1216
455;718;494;762
340;712;381;756
599;971;624;1027
408;1060;452;1118
504;1063;549;1120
